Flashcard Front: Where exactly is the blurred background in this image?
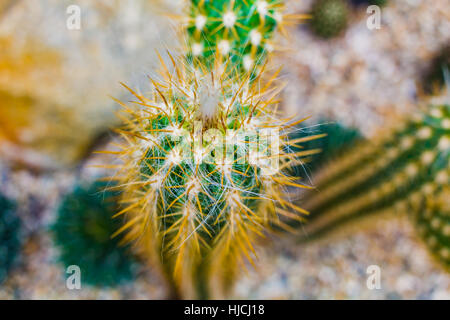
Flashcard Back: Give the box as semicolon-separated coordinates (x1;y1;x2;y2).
0;0;449;299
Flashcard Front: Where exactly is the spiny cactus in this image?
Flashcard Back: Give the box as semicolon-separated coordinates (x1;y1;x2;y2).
52;181;138;287
293;104;449;268
185;0;301;75
310;0;349;39
350;0;388;7
106;54;317;297
290;120;362;175
0;193;21;284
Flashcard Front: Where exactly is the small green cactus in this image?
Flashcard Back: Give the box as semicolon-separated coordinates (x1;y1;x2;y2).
52;181;138;287
289;120;362;175
186;0;286;74
101;0;318;298
310;0;349;39
293;104;449;269
0;193;21;284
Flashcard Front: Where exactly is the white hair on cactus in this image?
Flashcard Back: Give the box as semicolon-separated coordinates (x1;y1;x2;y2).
223;11;236;28
249;29;262;46
195;15;207;30
198;76;221;120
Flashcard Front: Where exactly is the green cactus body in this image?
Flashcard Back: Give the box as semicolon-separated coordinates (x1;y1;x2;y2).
310;0;349;39
0;193;20;284
52;181;137;287
295;104;449;248
413;186;449;270
186;0;283;74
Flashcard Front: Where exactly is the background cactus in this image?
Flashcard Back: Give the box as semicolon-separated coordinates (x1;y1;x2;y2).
310;0;349;39
0;193;21;284
290;120;362;176
422;45;450;95
412;186;449;270
185;0;301;75
292;104;449;269
52;181;138;287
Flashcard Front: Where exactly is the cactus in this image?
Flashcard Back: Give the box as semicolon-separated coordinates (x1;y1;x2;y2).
293;104;449;269
310;0;349;39
289;120;362;176
350;0;388;7
52;181;138;287
106;53;318;297
185;0;301;75
422;46;450;95
0;193;21;284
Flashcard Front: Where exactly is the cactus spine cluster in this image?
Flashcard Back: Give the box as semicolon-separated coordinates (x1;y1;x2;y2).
105;0;316;298
294;104;449;269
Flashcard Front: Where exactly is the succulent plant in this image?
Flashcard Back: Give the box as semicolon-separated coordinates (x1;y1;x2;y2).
52;181;138;287
422;46;450;95
310;0;349;39
185;0;300;75
289;120;362;176
106;49;321;297
293;104;449;269
0;193;21;284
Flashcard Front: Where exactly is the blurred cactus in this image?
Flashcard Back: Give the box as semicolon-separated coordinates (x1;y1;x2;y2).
102;0;317;298
186;0;279;73
310;0;349;39
185;0;304;75
0;193;21;284
294;104;449;269
290;121;362;175
52;182;138;287
412;186;449;270
422;46;450;95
